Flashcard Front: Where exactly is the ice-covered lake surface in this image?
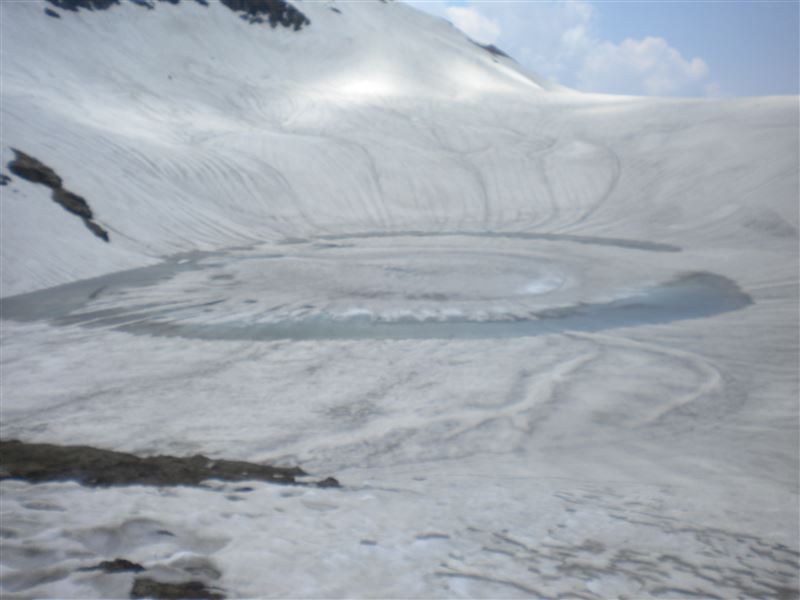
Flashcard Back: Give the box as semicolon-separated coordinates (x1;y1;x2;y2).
3;235;752;341
1;0;798;598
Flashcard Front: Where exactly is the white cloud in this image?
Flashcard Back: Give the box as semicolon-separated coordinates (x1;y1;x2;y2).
445;6;501;45
578;36;711;96
406;1;719;97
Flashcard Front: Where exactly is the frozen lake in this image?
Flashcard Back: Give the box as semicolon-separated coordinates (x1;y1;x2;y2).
1;234;751;342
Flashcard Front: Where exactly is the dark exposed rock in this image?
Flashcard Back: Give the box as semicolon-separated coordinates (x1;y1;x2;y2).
0;174;10;186
131;578;224;600
80;558;146;573
6;149;110;242
44;8;62;17
53;187;93;220
220;0;310;30
43;0;310;30
329;6;341;14
478;43;511;59
0;440;339;488
316;476;341;488
84;218;110;242
8;149;62;189
48;0;120;11
467;39;512;60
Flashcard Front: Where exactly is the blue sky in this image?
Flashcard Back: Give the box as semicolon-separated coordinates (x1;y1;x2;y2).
405;1;799;97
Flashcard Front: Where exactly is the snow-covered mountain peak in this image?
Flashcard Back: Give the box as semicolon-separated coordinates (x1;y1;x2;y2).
3;0;550;108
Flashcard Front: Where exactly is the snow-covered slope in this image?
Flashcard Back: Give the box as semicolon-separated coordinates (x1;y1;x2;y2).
3;0;795;295
1;0;557;294
1;1;798;598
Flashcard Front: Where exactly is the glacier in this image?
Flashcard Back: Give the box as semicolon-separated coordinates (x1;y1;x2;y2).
0;0;798;598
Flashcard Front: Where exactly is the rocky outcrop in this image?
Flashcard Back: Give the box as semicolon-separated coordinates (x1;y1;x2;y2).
0;439;340;488
78;559;227;598
480;44;510;59
47;0;119;11
131;578;224;600
44;0;310;30
7;149;110;242
80;559;146;574
468;40;512;60
52;187;93;220
223;0;309;30
7;150;61;188
83;219;110;241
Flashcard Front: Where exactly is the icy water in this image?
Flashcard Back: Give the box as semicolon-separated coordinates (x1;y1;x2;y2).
97;272;750;341
1;239;752;341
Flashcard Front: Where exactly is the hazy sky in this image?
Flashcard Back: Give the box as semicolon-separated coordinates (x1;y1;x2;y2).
405;0;800;97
